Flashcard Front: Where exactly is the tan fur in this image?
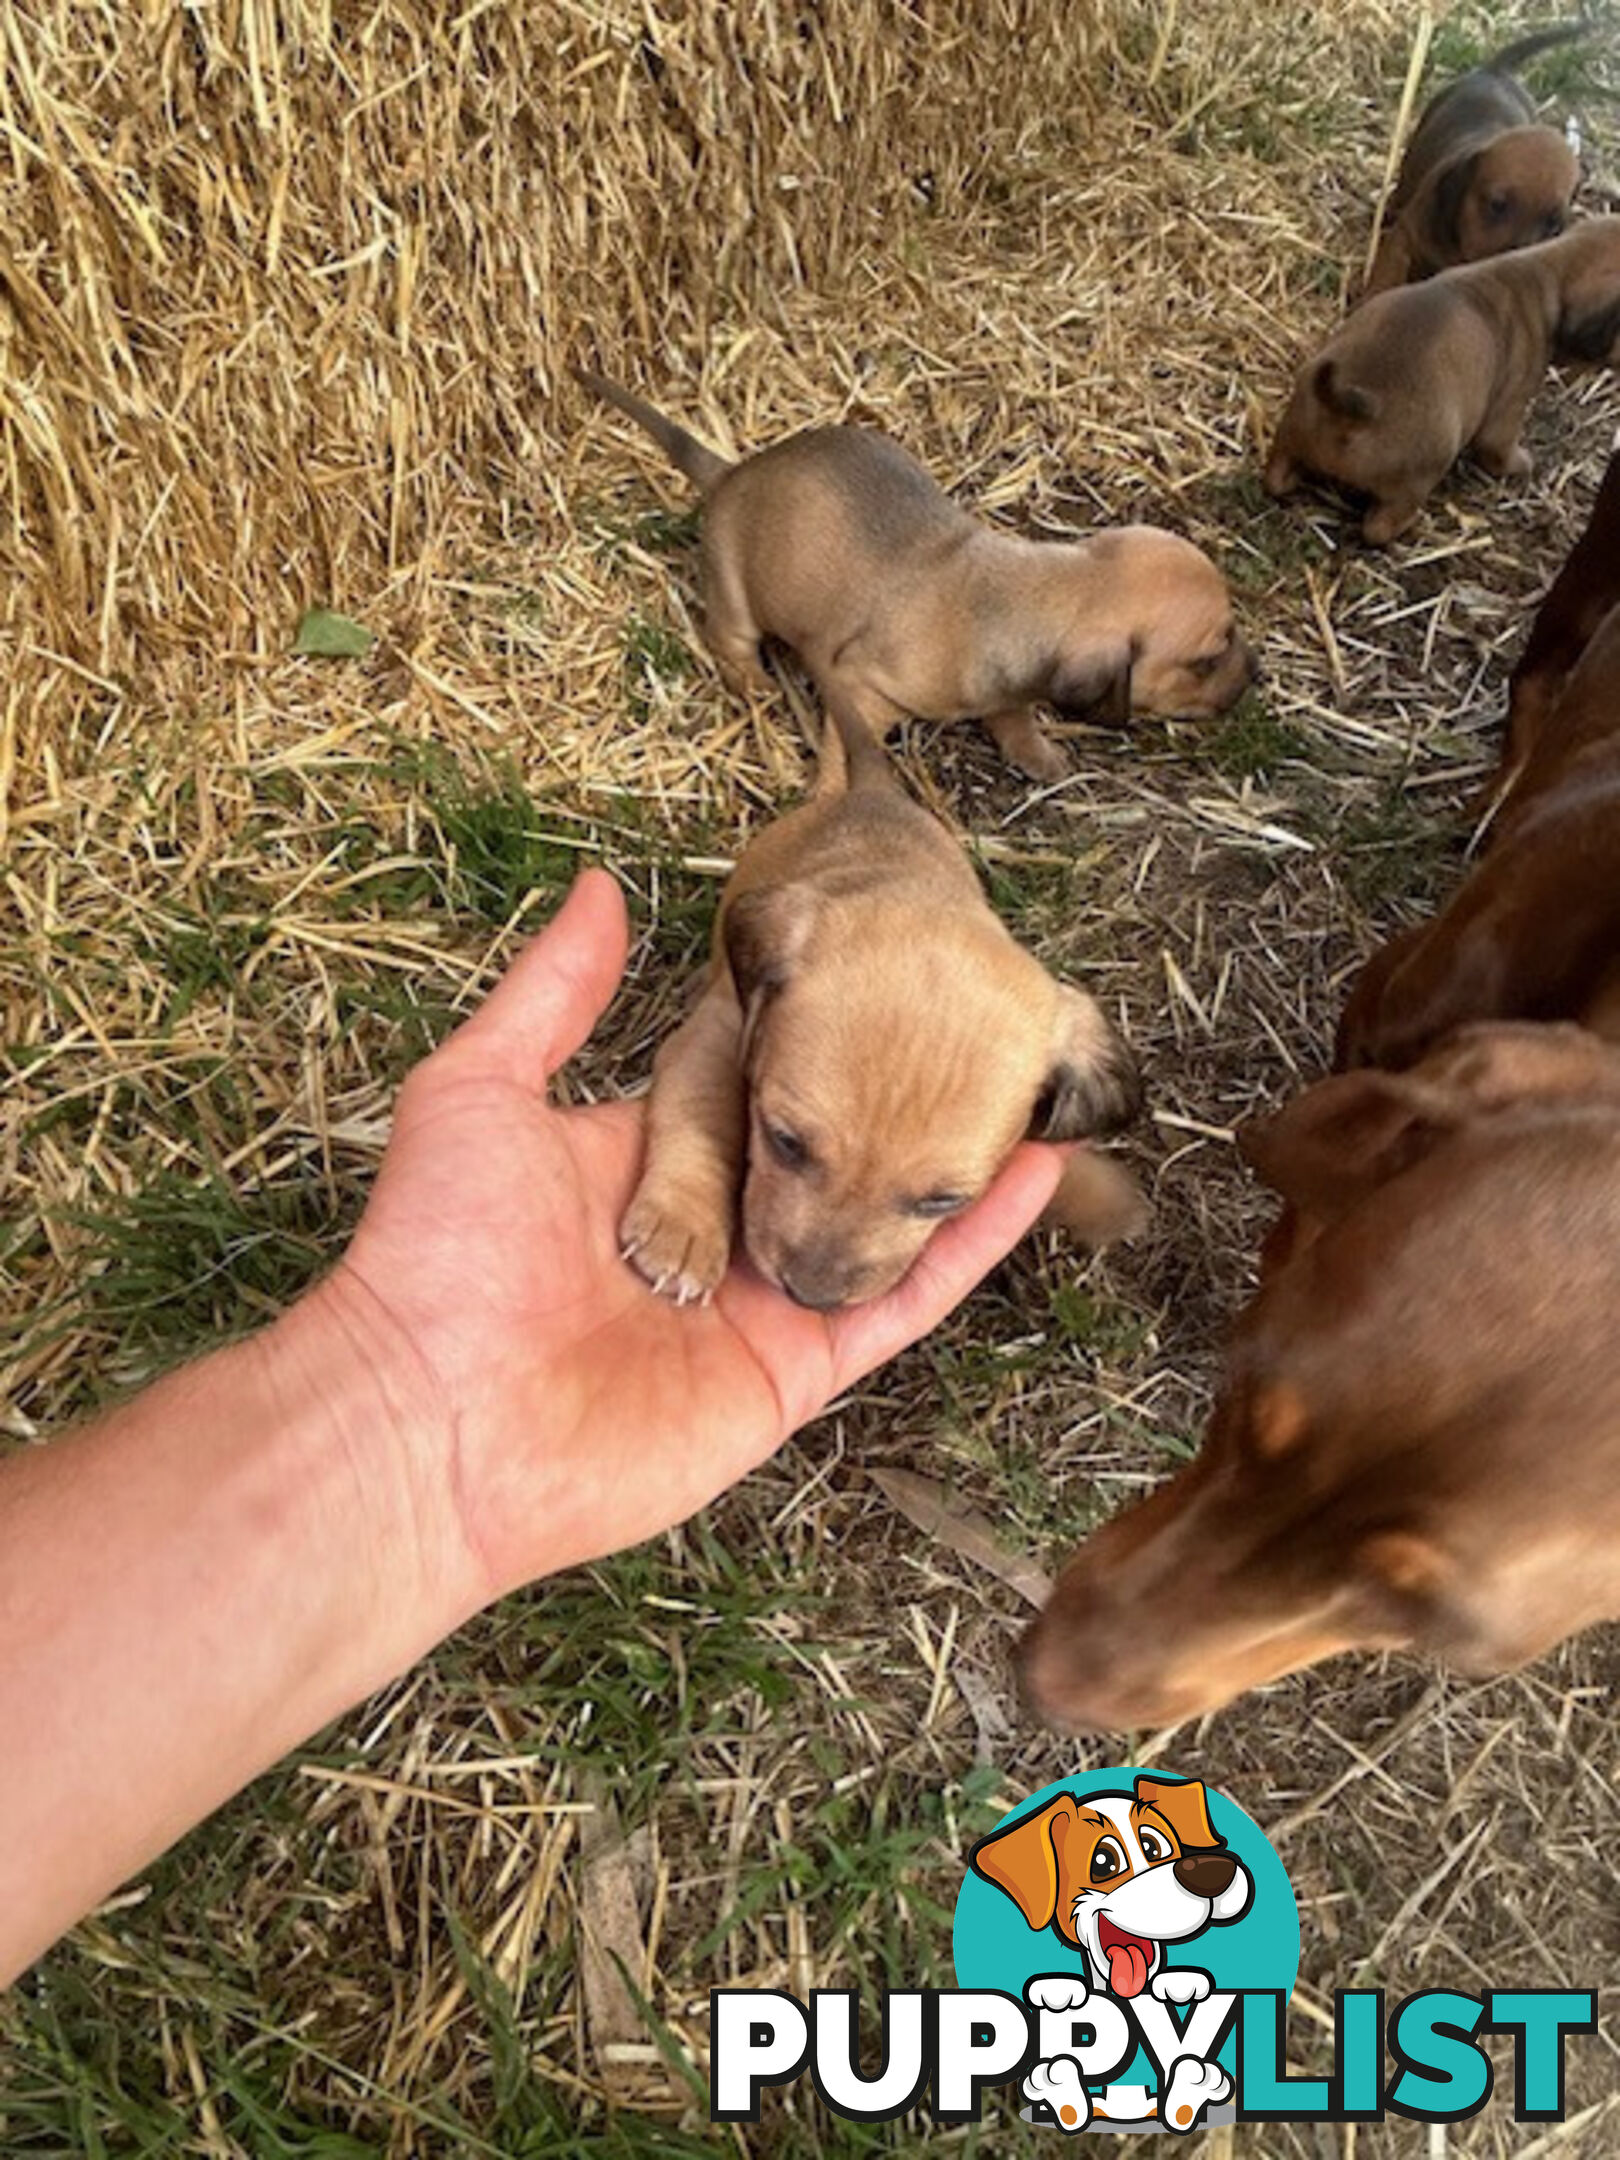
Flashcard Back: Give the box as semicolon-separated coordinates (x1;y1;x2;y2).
620;716;1143;1309
1018;1024;1620;1731
579;370;1255;780
1266;219;1620;545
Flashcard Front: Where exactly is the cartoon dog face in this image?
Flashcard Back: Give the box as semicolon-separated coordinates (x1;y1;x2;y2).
970;1776;1252;1998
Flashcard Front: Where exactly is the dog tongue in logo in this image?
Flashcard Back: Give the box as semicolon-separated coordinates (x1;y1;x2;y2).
1098;1916;1154;1998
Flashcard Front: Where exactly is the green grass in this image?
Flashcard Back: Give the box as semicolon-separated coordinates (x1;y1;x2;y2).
1318;783;1464;911
623;612;695;723
1203;697;1312;783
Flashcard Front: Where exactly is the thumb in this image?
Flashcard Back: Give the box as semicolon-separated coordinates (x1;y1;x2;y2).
451;869;631;1085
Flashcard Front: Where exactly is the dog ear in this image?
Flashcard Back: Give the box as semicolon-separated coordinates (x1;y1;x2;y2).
1238;1069;1460;1224
722;884;818;1011
1045;642;1135;725
1555;291;1620;367
969;1795;1080;1931
1425;151;1481;259
1312;358;1379;423
1133;1776;1222;1853
1032;987;1143;1140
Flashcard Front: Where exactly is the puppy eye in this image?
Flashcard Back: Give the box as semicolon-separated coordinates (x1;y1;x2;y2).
764;1121;812;1172
907;1189;969;1219
1090;1837;1128;1883
1484;193;1512;221
1541;211;1566;239
1138;1829;1170;1863
1188;651;1224;679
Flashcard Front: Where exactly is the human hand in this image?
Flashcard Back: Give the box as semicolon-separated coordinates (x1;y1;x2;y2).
300;870;1067;1618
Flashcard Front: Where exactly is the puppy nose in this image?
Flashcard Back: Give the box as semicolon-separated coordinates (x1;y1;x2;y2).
778;1266;848;1313
1173;1850;1237;1898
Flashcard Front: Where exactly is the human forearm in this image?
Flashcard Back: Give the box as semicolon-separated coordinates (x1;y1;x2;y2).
0;1281;468;1986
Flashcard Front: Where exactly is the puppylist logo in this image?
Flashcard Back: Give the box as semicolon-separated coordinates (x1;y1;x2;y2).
710;1769;1597;2132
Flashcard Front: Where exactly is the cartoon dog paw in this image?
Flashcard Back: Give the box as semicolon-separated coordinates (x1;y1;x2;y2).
1023;2056;1092;2133
619;1179;731;1305
1160;2056;1232;2134
1151;1966;1212;2007
1025;1974;1091;2013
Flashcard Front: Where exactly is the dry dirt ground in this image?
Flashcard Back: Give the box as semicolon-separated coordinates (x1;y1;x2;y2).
2;2;1618;2154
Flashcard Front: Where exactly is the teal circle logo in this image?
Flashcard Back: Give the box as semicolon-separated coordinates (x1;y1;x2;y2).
953;1769;1298;2132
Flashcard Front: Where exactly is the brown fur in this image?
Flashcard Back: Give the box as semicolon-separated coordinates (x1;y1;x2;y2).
619;711;1145;1309
1018;1023;1620;1732
1337;605;1620;1072
1503;445;1620;781
1265;219;1620;544
1363;28;1584;298
578;369;1255;781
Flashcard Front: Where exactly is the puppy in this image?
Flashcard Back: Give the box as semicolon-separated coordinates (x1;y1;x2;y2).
1364;27;1583;297
578;369;1255;780
1338;602;1620;1070
1503;443;1620;781
970;1776;1250;1997
1018;1022;1620;1732
1264;218;1620;543
620;706;1144;1309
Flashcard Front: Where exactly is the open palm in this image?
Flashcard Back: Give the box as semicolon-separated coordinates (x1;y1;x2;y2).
326;871;1065;1605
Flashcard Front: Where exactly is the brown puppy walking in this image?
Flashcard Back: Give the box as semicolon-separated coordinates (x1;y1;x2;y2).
579;370;1254;780
1266;219;1620;543
620;706;1144;1310
1364;26;1583;297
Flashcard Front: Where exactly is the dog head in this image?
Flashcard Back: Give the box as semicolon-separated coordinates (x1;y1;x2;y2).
970;1776;1252;1997
1018;1025;1620;1730
1422;128;1577;269
1052;529;1255;725
722;882;1140;1309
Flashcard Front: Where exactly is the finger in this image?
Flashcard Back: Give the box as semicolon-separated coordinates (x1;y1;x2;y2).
450;869;630;1086
821;1142;1068;1394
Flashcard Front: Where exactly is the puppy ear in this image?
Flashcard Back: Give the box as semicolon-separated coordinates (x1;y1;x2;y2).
722;883;818;1010
1555;292;1620;368
969;1795;1079;1931
1424;150;1480;258
1313;358;1379;423
1133;1775;1221;1853
1238;1069;1460;1223
1046;642;1135;725
1032;986;1143;1140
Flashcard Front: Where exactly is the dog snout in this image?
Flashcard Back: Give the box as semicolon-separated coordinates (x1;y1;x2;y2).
776;1248;864;1312
1173;1850;1237;1898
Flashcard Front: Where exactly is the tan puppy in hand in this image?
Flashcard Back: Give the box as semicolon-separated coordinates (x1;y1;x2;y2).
1266;218;1620;543
579;370;1254;781
621;710;1144;1310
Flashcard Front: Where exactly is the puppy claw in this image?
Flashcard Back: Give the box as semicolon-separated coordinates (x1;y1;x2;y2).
619;1184;732;1305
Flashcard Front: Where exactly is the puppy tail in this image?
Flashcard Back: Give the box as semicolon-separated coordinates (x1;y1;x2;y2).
819;695;897;797
1313;358;1379;424
1485;22;1586;76
574;367;733;494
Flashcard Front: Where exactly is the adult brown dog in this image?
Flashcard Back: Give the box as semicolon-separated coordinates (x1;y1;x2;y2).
1363;27;1583;297
579;370;1254;780
1017;1022;1620;1732
620;709;1144;1310
1337;602;1620;1071
1502;442;1620;780
1264;218;1620;543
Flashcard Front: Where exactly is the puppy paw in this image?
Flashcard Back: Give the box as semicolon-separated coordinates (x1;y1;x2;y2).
1160;2056;1232;2134
619;1183;732;1304
1025;1973;1091;2013
1023;2057;1091;2132
1150;1966;1211;2007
